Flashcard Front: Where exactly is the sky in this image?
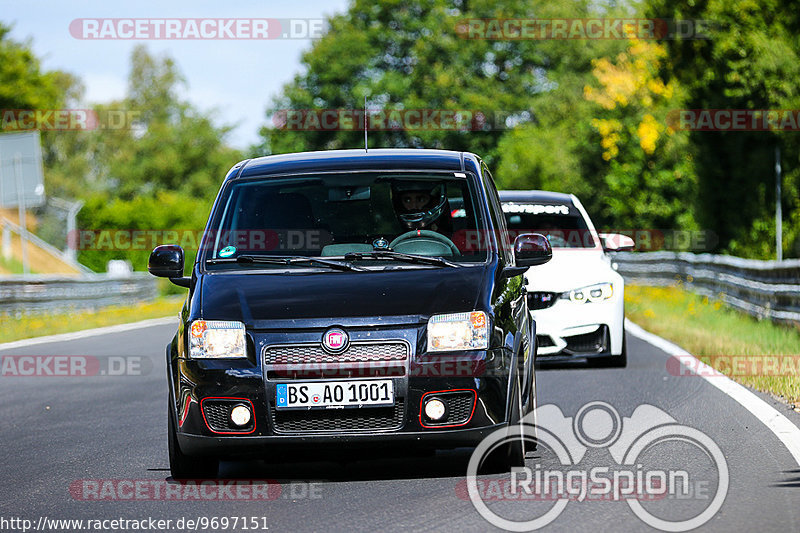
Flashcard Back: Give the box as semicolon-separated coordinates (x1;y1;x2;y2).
1;0;351;150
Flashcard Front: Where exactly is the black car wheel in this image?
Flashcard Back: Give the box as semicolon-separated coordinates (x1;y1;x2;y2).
168;403;219;480
597;329;627;368
480;376;526;473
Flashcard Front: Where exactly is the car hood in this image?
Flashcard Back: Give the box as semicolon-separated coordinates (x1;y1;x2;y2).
199;264;493;324
524;248;619;293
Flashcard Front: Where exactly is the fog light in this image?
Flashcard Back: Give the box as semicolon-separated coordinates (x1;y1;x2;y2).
230;405;252;427
424;398;447;421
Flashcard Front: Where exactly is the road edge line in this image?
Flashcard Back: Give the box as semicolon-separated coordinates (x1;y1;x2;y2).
0;316;178;352
626;318;800;467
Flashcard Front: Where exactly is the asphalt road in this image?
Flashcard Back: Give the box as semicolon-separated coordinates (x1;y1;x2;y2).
1;321;798;532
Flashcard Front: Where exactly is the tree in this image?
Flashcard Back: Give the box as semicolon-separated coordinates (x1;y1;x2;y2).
40;45;242;201
492;13;699;233
96;45;243;200
257;0;628;167
260;0;685;234
646;0;800;257
581;40;697;231
60;46;244;271
0;23;84;199
0;23;66;111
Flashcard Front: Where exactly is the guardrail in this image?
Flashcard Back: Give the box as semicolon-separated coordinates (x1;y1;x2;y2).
612;251;800;324
0;273;159;315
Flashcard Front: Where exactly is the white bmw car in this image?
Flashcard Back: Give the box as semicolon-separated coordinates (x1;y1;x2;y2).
499;190;633;367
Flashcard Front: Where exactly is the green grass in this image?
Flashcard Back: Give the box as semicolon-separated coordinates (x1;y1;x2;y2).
0;296;185;343
0;254;37;274
625;284;800;404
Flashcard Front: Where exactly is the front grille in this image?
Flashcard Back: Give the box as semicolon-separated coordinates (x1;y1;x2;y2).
564;325;609;354
528;292;559;310
422;391;475;427
202;400;254;433
264;341;409;365
267;365;406;380
270;401;405;433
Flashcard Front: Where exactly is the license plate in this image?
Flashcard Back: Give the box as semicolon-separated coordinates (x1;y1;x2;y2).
276;379;394;409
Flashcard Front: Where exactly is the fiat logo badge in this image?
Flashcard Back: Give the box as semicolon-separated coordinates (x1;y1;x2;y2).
322;328;349;353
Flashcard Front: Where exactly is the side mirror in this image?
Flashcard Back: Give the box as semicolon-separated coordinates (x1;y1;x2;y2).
514;233;552;267
599;233;635;252
148;245;190;287
502;233;552;278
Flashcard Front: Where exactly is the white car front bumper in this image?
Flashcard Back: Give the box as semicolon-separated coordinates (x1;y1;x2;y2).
529;291;625;359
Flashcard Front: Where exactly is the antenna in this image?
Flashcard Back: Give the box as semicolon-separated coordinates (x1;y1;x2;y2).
364;96;368;153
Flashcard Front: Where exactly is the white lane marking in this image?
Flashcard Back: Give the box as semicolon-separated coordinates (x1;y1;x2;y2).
626;318;800;467
0;316;178;352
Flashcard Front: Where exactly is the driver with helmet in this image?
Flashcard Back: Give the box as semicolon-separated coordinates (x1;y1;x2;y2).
391;181;453;235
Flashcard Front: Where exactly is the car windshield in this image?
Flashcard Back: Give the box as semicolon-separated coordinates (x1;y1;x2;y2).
502;201;597;249
203;172;489;268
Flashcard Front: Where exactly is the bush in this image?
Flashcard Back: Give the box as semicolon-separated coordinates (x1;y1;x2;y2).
76;192;211;274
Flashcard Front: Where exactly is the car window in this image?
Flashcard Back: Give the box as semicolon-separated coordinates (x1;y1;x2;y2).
480;163;512;260
501;201;597;248
203;172;489;264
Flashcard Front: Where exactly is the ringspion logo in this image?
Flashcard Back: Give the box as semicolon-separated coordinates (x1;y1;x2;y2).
465;402;728;531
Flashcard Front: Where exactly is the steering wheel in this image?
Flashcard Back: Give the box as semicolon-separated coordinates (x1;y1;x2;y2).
390;230;461;257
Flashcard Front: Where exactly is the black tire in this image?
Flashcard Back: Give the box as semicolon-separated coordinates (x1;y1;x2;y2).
506;420;526;467
521;335;539;450
523;337;537;416
168;404;219;479
596;329;627;368
480;378;526;473
526;377;538;452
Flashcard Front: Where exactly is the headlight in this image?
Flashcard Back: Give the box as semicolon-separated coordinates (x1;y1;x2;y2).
189;320;247;358
427;311;488;352
562;282;613;303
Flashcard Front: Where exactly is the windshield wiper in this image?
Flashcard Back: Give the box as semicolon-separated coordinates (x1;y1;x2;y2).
343;250;458;268
207;255;366;272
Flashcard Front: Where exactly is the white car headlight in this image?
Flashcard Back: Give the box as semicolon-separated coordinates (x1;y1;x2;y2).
427;311;488;352
563;282;613;303
189;320;247;358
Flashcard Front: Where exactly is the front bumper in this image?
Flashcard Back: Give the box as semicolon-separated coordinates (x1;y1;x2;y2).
178;423;506;458
170;326;515;456
528;295;624;360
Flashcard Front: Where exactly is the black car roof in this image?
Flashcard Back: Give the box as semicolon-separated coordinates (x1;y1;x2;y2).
498;190;574;204
234;149;474;179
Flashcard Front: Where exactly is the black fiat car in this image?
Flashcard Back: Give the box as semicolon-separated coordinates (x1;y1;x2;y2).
148;149;551;478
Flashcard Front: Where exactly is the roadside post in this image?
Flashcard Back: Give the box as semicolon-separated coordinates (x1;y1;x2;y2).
775;145;782;262
0;131;47;275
